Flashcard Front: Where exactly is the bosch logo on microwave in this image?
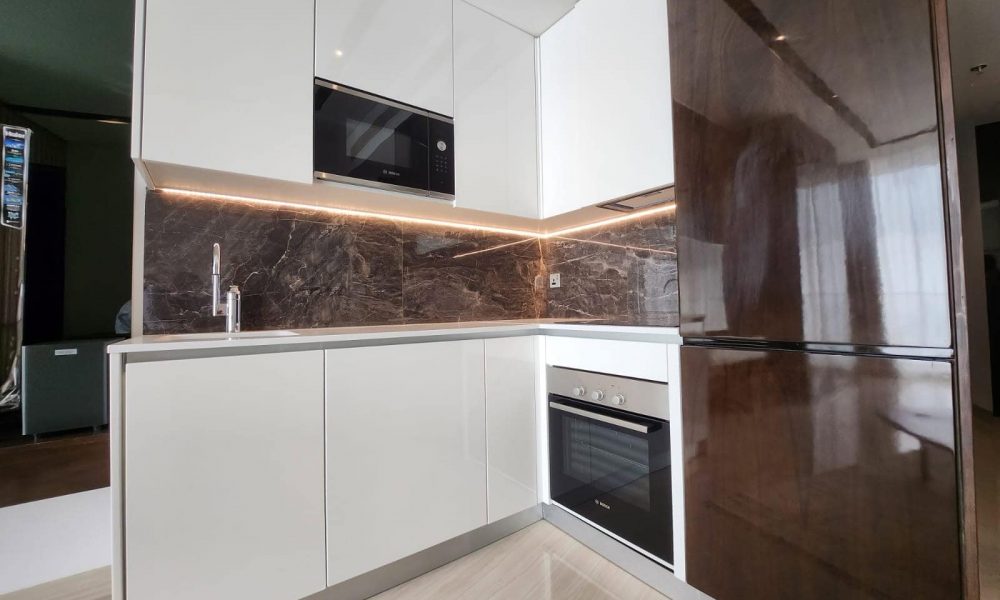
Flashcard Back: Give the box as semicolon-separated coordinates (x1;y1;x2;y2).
595;499;611;510
382;169;400;177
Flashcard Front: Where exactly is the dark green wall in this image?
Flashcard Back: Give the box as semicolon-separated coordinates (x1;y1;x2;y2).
62;142;132;337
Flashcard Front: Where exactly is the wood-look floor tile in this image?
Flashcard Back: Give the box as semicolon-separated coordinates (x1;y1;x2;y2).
371;521;671;600
0;567;110;600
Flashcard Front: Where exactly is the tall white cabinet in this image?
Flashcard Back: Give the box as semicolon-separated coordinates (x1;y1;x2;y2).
123;352;326;600
140;0;314;183
453;1;540;219
324;341;488;585
539;0;674;217
315;0;454;116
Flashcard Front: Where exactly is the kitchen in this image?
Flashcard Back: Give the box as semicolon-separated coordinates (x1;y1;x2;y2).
0;0;992;598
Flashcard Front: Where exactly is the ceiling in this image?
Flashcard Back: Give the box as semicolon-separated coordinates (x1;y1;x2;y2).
950;0;1000;126
464;0;577;35
0;0;134;142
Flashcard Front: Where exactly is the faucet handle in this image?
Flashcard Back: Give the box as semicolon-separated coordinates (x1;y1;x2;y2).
225;286;241;333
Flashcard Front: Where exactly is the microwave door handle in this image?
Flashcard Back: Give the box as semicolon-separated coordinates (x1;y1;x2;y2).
548;401;650;434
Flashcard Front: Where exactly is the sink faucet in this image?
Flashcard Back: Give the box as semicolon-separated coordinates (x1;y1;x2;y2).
211;243;241;333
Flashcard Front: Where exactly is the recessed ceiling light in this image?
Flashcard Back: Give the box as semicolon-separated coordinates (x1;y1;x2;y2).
335;49;344;57
971;64;988;73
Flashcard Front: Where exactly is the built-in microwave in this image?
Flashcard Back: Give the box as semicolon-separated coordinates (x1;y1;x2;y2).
313;78;454;200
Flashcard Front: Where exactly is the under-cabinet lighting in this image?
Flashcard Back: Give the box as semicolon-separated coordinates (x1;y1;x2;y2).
157;187;676;239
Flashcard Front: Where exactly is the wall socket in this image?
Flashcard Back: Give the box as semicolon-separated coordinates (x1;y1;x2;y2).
549;273;561;288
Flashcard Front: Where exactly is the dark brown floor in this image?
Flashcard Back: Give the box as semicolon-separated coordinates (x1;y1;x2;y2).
0;420;109;508
975;408;999;599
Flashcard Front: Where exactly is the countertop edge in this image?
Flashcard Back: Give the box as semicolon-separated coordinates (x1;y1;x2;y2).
109;321;682;356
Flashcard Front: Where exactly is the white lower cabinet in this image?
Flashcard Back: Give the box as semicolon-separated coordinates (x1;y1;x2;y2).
325;340;488;586
485;337;539;522
123;352;326;600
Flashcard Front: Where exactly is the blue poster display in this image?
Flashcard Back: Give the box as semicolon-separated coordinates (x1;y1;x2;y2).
1;125;31;229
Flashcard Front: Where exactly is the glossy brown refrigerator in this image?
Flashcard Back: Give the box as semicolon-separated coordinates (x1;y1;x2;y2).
670;0;969;597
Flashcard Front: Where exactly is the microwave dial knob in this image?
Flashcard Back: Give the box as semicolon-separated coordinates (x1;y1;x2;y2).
591;390;605;402
611;394;626;406
573;386;586;397
436;140;448;152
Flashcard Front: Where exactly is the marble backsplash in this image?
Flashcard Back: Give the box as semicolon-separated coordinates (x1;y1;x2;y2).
142;190;677;334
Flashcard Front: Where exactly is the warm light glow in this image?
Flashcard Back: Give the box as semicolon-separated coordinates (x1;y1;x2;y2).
157;187;676;240
451;237;536;259
542;203;676;238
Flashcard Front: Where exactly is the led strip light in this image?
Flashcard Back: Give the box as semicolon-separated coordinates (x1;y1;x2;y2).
158;187;676;239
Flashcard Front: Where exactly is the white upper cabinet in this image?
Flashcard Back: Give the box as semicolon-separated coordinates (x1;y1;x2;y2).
453;1;540;219
141;0;313;183
315;0;454;117
539;0;674;218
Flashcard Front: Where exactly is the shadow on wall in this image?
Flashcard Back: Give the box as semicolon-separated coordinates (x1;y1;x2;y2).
141;190;678;334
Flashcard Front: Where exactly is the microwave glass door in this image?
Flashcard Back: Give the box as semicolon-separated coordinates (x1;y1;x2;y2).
314;83;429;193
548;395;673;566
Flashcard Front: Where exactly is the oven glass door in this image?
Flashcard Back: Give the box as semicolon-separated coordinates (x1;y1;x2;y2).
314;82;429;193
548;395;673;566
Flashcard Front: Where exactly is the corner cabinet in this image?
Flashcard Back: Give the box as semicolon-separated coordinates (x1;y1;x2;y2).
123;351;326;600
324;341;488;586
140;0;314;183
324;337;540;585
315;0;454;117
453;1;540;219
539;0;674;217
485;337;539;522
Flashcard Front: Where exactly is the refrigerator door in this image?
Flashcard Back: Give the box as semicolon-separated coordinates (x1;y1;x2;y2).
681;345;960;599
670;0;951;348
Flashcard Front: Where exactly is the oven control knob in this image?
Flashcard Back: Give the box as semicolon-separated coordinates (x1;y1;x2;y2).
436;140;448;152
611;394;626;406
573;386;586;397
591;390;605;401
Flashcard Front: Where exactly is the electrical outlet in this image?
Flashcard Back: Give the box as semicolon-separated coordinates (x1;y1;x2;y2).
549;273;561;288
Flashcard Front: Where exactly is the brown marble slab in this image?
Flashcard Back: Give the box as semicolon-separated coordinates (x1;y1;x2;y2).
142;190;678;334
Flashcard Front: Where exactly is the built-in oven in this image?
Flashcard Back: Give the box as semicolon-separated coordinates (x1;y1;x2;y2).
547;366;673;567
313;78;454;200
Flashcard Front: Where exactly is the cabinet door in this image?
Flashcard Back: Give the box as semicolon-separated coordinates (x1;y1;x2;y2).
325;340;487;585
539;0;674;217
454;1;539;218
141;0;313;183
315;0;454;117
124;352;326;600
485;337;538;522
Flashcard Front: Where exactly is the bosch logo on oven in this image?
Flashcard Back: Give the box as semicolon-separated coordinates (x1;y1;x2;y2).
382;169;400;177
595;499;611;510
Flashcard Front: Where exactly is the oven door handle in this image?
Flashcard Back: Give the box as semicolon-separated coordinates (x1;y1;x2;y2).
548;401;651;433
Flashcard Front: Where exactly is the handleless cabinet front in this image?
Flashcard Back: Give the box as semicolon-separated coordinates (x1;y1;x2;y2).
324;340;487;585
123;351;326;600
315;0;454;117
453;1;540;218
141;0;314;183
485;336;539;522
539;0;674;217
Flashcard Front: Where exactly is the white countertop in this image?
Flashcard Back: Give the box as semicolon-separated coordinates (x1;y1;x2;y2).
109;319;681;355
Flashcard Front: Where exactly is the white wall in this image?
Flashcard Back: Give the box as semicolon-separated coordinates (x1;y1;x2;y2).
0;488;111;594
956;118;994;412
